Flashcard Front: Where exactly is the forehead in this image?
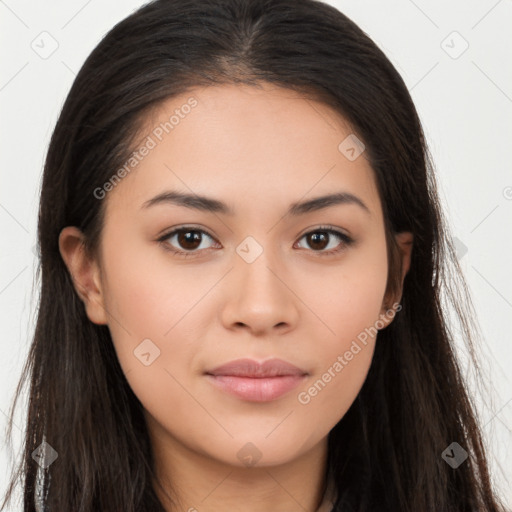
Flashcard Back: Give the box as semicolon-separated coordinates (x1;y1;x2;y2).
103;83;381;220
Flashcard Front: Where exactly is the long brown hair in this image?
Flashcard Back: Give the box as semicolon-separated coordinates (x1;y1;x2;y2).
2;0;508;510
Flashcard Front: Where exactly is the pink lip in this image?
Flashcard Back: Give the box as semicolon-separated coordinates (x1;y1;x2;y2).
205;358;308;402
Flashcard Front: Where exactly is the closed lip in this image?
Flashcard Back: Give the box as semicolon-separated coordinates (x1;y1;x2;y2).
205;358;308;378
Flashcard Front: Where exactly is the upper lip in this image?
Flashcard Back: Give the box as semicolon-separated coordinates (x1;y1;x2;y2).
206;358;308;378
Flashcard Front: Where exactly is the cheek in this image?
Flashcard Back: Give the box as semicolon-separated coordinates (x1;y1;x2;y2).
296;238;388;416
295;292;384;439
308;234;389;343
98;234;210;377
99;247;208;433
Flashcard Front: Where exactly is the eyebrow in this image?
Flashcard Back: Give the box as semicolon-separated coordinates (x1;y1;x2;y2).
140;190;371;216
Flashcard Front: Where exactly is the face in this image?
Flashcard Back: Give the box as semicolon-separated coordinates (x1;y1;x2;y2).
60;83;411;471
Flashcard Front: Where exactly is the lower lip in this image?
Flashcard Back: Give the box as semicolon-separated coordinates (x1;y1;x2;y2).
205;374;307;402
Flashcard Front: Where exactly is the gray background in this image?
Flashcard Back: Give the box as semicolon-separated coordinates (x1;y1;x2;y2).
1;0;511;508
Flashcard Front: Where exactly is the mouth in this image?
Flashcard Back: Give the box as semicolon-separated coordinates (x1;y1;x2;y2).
205;358;308;402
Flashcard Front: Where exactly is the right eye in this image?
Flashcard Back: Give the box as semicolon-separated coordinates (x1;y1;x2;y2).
157;227;220;258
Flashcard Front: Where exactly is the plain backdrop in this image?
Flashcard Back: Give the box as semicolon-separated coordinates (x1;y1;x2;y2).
1;0;511;509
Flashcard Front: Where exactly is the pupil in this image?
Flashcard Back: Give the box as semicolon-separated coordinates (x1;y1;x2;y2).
179;230;201;250
309;232;328;250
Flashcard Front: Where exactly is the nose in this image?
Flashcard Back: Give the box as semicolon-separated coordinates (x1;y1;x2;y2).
220;249;300;337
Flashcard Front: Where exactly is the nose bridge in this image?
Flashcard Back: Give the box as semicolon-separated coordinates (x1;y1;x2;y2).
221;234;298;332
235;234;285;300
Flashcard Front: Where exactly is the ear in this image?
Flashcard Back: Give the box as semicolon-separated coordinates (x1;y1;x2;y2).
58;226;108;325
378;231;413;328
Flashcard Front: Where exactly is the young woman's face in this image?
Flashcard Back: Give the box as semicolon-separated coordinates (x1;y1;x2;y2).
63;83;409;470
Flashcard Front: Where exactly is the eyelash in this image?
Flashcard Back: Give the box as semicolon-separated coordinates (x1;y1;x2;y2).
157;225;354;259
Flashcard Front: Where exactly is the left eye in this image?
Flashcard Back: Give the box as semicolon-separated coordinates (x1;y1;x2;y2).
295;227;353;255
158;225;353;258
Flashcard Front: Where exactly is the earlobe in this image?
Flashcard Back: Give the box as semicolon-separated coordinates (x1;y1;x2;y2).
58;226;108;325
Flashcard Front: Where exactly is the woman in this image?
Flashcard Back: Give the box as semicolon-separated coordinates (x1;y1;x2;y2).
1;0;508;510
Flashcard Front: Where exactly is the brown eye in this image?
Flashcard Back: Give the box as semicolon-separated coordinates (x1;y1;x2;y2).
306;232;329;251
159;227;218;256
176;230;203;250
295;226;353;256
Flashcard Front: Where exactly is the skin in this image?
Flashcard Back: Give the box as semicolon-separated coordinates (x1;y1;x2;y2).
59;82;413;512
